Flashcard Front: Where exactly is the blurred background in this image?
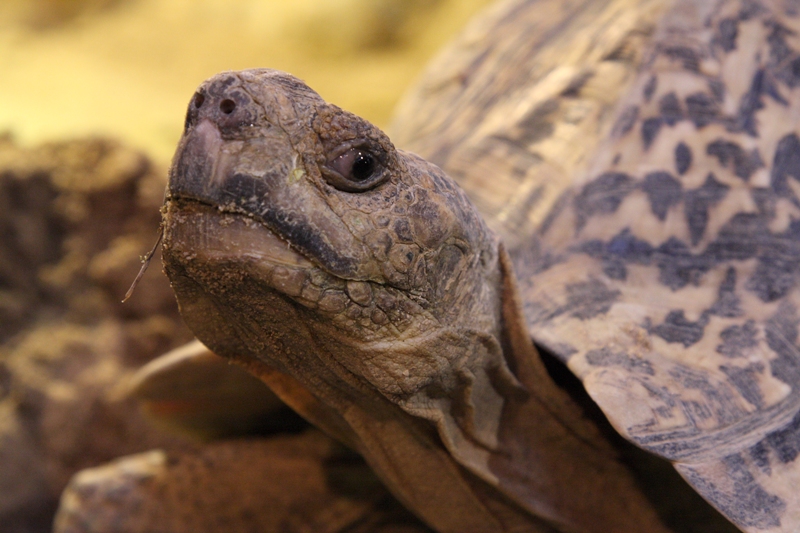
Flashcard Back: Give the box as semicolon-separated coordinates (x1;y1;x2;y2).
0;0;493;165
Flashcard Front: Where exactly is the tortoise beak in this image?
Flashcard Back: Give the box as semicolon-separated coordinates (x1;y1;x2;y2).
168;118;226;204
167;68;295;210
167;115;294;211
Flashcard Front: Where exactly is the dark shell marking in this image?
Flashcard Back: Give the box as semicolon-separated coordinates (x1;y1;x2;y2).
516;1;800;530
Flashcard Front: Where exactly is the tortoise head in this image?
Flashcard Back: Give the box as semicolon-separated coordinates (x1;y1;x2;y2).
162;69;523;528
162;69;669;533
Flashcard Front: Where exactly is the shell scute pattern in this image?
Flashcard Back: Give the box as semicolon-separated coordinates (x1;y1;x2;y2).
512;1;800;529
391;0;676;250
678;452;787;529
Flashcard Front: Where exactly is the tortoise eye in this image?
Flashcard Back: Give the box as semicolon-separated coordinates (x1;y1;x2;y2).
323;146;386;192
351;151;375;181
332;149;375;181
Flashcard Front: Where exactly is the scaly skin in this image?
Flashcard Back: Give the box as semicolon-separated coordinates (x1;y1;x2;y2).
161;69;673;533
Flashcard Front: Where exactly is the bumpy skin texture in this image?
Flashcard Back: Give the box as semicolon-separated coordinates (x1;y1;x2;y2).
162;70;678;533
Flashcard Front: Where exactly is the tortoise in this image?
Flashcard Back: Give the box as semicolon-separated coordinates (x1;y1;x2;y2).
146;0;800;531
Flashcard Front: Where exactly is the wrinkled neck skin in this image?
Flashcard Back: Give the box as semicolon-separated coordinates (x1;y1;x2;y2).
162;69;669;533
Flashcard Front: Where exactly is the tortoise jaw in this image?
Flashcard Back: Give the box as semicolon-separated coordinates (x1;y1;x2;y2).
162;199;320;305
164;199;313;270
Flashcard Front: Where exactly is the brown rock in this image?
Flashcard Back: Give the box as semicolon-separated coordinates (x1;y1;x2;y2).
0;136;196;531
54;431;430;533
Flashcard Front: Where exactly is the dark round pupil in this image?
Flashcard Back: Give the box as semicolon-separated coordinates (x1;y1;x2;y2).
351;152;374;181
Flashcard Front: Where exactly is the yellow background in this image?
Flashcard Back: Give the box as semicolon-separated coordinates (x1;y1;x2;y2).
0;0;493;164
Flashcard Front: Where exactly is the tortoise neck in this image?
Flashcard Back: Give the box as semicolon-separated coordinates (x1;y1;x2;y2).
449;246;675;533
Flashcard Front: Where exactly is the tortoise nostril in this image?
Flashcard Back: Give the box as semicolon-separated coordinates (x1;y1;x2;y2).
220;99;236;114
193;93;205;108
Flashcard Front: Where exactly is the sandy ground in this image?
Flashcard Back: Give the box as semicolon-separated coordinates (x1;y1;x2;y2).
0;0;493;165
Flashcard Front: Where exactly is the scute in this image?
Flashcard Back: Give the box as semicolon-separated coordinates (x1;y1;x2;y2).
391;0;675;249
397;0;800;531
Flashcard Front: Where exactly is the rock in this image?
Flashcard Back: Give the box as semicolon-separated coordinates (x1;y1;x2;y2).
0;136;196;531
54;431;430;533
0;401;53;533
